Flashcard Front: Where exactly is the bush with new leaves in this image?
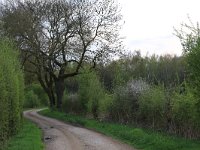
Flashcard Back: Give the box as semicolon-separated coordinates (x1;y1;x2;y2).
138;85;166;128
109;79;149;123
0;39;24;147
24;90;40;108
24;83;48;108
171;86;200;138
77;71;105;119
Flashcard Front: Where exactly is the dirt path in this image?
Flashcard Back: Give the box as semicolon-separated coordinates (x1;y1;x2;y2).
24;109;136;150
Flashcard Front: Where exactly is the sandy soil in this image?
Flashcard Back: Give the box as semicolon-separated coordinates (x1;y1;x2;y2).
24;109;136;150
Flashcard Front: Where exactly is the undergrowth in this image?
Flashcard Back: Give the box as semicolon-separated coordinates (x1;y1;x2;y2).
39;109;200;150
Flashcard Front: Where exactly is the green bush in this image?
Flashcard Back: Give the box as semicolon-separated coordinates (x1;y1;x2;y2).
25;83;48;107
0;39;24;146
171;86;200;138
99;93;114;118
24;91;40;108
138;85;166;128
77;70;106;118
109;79;149;123
87;72;105;119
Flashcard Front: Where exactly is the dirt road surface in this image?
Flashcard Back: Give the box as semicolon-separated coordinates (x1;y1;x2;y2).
24;109;136;150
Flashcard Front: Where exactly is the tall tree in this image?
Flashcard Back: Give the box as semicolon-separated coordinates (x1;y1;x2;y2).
0;0;122;109
175;22;200;114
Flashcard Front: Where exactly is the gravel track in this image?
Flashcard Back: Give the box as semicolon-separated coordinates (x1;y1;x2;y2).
24;109;135;150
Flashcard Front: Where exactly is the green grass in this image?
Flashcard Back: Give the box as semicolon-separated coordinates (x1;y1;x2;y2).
39;109;200;150
5;119;44;150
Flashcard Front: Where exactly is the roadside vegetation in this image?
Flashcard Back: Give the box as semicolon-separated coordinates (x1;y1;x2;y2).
0;39;43;150
60;55;200;140
5;119;44;150
40;109;200;150
0;39;24;149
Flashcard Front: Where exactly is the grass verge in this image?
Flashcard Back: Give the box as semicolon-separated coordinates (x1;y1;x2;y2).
39;109;200;150
5;119;44;150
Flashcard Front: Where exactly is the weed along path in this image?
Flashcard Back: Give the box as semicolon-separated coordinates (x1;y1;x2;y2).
24;109;135;150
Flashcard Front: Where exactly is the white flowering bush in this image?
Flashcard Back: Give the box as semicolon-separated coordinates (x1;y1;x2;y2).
109;79;149;123
125;79;150;96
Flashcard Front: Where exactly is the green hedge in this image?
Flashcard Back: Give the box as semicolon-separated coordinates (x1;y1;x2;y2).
0;39;24;147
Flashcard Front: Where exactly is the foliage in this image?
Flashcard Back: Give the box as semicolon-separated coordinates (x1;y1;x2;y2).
98;53;186;92
138;85;166;128
40;109;200;150
25;83;48;107
0;39;24;146
171;85;200;138
5;119;44;150
77;71;105;118
98;93;114;116
174;22;200;137
97;53;199;138
176;22;200;111
24;91;40;108
61;52;199;139
87;72;105;119
109;79;149;123
0;0;123;109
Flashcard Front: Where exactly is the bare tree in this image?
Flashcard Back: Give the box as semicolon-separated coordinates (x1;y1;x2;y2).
0;0;123;109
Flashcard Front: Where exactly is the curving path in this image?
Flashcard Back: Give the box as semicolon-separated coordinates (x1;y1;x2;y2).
24;109;136;150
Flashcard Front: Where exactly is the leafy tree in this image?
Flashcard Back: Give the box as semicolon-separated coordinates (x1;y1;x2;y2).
175;22;200;114
171;87;199;138
0;0;122;109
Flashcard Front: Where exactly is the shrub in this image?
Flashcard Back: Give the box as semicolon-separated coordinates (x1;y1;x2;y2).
0;39;24;146
171;86;200;138
24;91;40;108
99;93;114;118
77;70;106;118
138;85;166;128
109;79;149;123
87;73;105;119
25;83;48;107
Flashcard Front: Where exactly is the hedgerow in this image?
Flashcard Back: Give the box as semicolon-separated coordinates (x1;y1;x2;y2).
0;39;24;148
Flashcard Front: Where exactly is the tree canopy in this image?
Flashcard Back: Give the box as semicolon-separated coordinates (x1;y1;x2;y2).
0;0;123;108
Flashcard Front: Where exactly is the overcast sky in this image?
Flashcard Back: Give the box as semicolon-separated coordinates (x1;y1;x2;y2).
118;0;200;56
1;0;199;56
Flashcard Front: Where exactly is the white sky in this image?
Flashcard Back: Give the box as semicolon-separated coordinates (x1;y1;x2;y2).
118;0;200;56
1;0;199;56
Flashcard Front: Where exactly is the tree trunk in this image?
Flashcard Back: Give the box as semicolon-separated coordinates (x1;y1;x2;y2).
47;88;56;108
38;74;56;108
55;78;65;110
